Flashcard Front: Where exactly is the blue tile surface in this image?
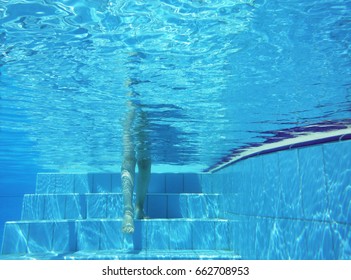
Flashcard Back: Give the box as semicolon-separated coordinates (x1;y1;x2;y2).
52;221;77;252
27;222;54;253
331;224;351;259
55;174;74;193
254;218;273;259
262;153;281;217
36;173;56;194
149;173;165;193
235;217;257;259
44;195;66;220
215;221;232;250
187;194;219;218
167;194;182;218
106;194;122;219
2;222;29;254
249;156;264;215
87;194;107;218
165;174;183;193
146;220;169;250
187;195;206;218
184;174;202;193
65;194;85;219
76;221;101;251
148;195;167;218
305;221;335;259
298;146;328;220
93;173;112;193
280;219;308;259
22;195;44;220
178;194;189;218
132;220;147;250
74;174;93;193
169;220;192;250
278;149;303;218
192;221;215;250
220;193;237;217
323;141;351;224
237;159;252;193
265;220;287;259
199;174;215;193
99;220;123;250
111;173;121;193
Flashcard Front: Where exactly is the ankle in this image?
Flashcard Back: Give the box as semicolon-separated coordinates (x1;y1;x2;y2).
124;207;134;217
135;207;145;219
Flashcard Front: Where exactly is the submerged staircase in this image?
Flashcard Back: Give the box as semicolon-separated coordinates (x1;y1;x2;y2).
0;173;240;260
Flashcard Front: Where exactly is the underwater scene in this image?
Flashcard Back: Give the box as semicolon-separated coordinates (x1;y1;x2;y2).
0;0;350;259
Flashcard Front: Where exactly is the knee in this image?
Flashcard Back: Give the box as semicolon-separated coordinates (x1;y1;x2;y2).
121;156;136;172
137;158;151;172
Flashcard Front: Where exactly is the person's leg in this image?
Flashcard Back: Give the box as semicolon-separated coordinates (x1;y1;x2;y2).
121;101;136;234
135;158;151;219
121;155;136;233
135;110;151;219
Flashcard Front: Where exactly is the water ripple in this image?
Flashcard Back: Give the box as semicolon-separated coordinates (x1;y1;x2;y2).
1;0;350;172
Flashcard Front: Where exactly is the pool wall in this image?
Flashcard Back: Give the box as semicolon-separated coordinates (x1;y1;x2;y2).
207;140;351;259
0;173;36;249
0;141;350;259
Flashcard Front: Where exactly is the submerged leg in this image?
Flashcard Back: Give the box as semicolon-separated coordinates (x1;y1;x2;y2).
121;100;137;234
121;157;136;233
134;109;151;219
135;158;151;219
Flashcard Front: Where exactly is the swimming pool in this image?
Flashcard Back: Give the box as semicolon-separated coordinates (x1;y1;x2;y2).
0;0;350;259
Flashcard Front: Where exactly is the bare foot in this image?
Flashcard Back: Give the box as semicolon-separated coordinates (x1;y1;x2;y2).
122;211;134;234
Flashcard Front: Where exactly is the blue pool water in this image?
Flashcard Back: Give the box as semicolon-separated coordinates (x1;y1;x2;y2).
0;0;351;259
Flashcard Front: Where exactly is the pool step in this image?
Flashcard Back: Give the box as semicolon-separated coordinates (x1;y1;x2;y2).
64;249;241;260
0;249;241;260
1;172;238;259
22;193;222;220
1;219;236;255
35;173;206;194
